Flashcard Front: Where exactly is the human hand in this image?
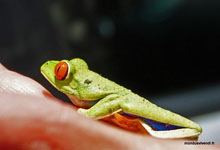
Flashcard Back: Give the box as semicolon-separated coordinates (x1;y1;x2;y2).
0;63;219;150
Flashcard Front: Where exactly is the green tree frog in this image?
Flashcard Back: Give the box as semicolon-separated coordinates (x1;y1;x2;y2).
40;58;202;139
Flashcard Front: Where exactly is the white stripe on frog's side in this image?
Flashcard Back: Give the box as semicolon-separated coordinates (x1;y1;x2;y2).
67;94;99;108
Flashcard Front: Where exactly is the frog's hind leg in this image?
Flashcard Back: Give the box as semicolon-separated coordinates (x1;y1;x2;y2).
119;97;202;132
78;94;122;119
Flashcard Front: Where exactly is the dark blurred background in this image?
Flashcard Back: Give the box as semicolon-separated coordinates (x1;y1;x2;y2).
0;0;220;117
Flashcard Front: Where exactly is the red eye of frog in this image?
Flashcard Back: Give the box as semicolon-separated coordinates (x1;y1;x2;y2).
54;61;69;80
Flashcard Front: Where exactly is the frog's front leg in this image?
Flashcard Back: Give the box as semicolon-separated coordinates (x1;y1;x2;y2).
78;94;122;119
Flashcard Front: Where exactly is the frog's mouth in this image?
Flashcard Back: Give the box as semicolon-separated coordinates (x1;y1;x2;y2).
40;60;59;86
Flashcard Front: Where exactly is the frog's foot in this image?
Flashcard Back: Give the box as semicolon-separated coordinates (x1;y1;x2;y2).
77;108;89;117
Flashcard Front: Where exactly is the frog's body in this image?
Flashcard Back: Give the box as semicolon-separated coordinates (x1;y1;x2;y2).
41;58;202;139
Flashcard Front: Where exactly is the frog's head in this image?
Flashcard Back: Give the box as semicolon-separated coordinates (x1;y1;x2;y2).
40;58;88;95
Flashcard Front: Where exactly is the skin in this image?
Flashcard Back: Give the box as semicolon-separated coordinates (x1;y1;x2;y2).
0;63;219;150
40;58;202;139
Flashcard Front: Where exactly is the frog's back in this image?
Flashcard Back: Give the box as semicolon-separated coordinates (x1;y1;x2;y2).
73;68;128;100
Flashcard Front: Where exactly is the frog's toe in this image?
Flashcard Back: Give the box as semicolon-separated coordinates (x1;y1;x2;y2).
77;108;88;116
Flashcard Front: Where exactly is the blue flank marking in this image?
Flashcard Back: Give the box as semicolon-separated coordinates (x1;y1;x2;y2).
122;113;183;131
